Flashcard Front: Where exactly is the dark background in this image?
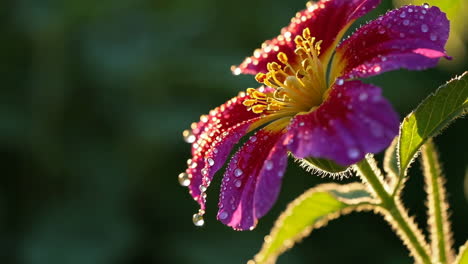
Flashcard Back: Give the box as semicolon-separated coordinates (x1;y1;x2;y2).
0;0;466;263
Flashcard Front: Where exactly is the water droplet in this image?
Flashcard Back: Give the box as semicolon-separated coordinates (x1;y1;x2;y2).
201;168;208;176
430;33;438;41
219;211;229;220
381;56;387;62
403;19;410;26
199;185;207;192
234;180;242;188
183;129;196;143
250;136;257;142
207;158;215;166
423;3;429;9
374;66;381;73
178;172;191;187
234;168;243;177
421;24;428;33
421;9;427;14
399;11;406;18
299;122;305;126
187;159;192;165
336;78;344;85
192;212;205;227
359;93;368;101
348;148;360;159
378;26;385;34
265;160;274;171
408;8;413;13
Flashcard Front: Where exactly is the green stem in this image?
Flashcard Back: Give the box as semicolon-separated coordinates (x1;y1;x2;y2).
356;157;432;264
421;141;454;263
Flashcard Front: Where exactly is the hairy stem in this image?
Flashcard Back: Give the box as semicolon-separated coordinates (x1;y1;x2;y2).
421;141;454;263
356;157;432;264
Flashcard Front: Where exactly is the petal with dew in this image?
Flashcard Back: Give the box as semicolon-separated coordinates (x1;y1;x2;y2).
285;80;399;166
232;0;381;75
218;129;287;230
184;93;260;209
332;5;450;80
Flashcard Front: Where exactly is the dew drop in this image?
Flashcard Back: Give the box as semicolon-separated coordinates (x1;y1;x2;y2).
299;122;305;126
403;19;410;26
183;129;196;143
219;211;229;220
336;78;344;85
201;168;208;176
178;172;191;187
187;159;192;165
430;33;438;41
359;93;368;101
423;3;429;9
378;26;385;34
199;185;207;192
265;160;274;171
234;180;242;188
250;136;257;142
374;66;381;73
213;148;218;154
234;168;243;177
207;158;215;166
399;11;406;18
192;212;205;227
408;8;413;13
348;148;360;159
421;24;428;33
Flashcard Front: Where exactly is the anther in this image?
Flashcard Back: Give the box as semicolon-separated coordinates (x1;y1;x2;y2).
277;52;288;64
252;105;267;113
302;28;311;40
255;73;267;83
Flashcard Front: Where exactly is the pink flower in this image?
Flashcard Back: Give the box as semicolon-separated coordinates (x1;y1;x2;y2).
181;0;449;230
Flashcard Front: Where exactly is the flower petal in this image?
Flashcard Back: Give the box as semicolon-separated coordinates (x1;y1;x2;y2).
285;80;399;166
232;0;381;75
184;93;259;209
333;5;449;80
217;129;287;230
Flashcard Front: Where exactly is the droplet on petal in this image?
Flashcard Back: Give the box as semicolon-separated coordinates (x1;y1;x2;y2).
250;136;257;142
430;33;438;41
403;19;410;26
207;158;215;166
265;160;274;171
421;24;429;33
399;11;406;18
193;212;205;227
359;93;368;101
336;79;344;85
199;185;207;192
234;180;242;188
183;129;196;143
348;148;360;159
219;211;229;220
234;168;243;177
178;172;191;187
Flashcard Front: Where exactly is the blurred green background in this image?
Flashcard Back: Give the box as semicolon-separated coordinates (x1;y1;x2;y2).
0;0;467;263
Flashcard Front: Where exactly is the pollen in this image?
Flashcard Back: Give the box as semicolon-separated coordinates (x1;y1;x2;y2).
244;28;328;117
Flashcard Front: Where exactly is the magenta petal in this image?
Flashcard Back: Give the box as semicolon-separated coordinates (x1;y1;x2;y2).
285;80;399;166
185;94;259;208
217;129;287;230
334;5;449;79
232;0;381;75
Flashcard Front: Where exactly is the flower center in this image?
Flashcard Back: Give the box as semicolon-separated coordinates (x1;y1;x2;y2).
244;28;328;117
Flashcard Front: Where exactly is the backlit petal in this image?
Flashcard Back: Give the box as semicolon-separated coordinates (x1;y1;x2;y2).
185;93;259;209
232;0;381;75
332;5;449;80
285;80;399;166
217;129;287;230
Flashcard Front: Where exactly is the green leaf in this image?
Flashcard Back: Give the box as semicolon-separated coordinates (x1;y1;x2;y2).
300;157;349;176
398;71;468;175
454;241;468;264
251;183;375;264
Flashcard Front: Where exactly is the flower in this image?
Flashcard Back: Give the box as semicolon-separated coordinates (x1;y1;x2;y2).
181;0;449;230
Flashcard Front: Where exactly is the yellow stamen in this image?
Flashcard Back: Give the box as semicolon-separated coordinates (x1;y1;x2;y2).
243;27;328;121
